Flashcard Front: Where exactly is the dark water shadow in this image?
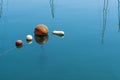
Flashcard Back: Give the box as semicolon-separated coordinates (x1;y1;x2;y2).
49;0;54;18
34;35;49;45
38;48;48;65
101;0;108;44
0;0;3;18
34;35;49;64
118;0;120;31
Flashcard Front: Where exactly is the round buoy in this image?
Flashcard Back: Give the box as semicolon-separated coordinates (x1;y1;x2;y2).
34;24;48;36
26;35;33;41
16;40;23;47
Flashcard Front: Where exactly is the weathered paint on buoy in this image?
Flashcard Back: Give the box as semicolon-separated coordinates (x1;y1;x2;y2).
34;24;48;36
16;40;23;47
52;31;64;36
26;35;33;41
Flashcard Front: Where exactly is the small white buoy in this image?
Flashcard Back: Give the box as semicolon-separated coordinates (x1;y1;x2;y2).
26;35;33;41
52;31;64;36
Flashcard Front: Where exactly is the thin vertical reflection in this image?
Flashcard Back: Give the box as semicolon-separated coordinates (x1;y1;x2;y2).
118;0;120;31
0;0;8;55
101;0;108;44
0;0;3;18
49;0;54;18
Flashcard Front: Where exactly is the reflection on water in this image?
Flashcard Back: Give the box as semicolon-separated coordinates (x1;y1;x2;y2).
52;33;64;38
0;0;120;79
53;34;64;38
34;35;48;45
0;47;16;57
16;45;23;49
26;40;32;44
101;0;108;44
49;0;54;18
0;0;3;18
38;49;48;64
118;0;120;31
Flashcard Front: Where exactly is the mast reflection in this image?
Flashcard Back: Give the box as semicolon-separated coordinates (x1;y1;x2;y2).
101;0;108;44
118;0;120;31
49;0;54;18
0;0;3;18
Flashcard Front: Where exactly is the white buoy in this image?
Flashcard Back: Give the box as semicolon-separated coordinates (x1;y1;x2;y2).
52;31;64;36
26;35;33;41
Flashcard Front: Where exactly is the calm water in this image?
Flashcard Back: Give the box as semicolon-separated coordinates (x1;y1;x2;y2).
0;0;120;80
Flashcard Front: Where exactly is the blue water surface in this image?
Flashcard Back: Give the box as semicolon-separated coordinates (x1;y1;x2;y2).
0;0;120;80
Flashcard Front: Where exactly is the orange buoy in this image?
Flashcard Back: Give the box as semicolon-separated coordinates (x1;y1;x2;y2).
34;24;48;36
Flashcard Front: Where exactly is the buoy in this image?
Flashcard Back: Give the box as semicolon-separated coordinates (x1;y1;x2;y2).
52;31;64;36
34;24;48;36
26;35;33;41
16;40;23;47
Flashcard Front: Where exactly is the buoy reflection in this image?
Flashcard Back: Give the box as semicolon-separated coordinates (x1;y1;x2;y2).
101;0;108;44
34;35;48;45
52;33;64;38
16;45;23;48
26;40;32;44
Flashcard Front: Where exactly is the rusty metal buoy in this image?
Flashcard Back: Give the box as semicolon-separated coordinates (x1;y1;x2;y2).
34;24;48;36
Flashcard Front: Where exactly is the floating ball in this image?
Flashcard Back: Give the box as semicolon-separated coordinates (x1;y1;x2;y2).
34;24;48;36
26;35;33;41
16;40;23;47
